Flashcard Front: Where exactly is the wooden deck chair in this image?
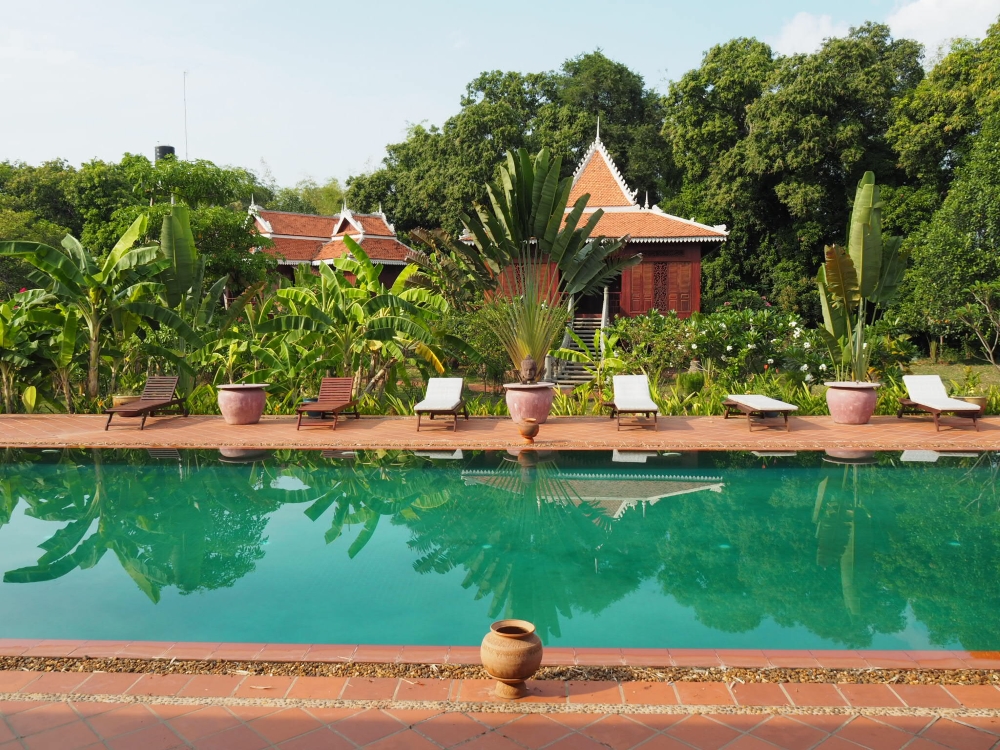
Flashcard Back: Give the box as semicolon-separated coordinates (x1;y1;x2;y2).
610;375;660;430
104;376;187;431
296;377;359;430
414;378;468;432
723;394;799;432
898;375;981;431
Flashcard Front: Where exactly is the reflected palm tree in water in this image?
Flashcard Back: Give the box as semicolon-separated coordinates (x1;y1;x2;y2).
1;449;291;601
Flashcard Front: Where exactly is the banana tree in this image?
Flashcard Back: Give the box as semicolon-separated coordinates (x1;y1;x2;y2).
32;306;83;413
128;205;262;392
552;327;626;393
258;238;468;394
0;216;198;399
0;290;47;413
816;172;909;382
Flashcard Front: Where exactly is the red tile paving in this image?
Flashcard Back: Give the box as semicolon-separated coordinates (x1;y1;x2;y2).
4;413;1000;451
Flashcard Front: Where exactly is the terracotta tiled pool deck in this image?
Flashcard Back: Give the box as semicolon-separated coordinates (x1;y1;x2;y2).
1;412;998;451
4;417;1000;746
3;640;1000;748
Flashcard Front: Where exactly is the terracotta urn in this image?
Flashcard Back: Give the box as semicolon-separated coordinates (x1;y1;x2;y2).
517;418;539;444
480;619;543;700
824;382;880;425
217;384;270;425
504;382;555;424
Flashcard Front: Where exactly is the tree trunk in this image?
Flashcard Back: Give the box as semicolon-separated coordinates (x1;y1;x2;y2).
60;370;74;414
87;324;101;400
0;365;11;414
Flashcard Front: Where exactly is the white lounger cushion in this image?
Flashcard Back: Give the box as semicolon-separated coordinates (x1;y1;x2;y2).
726;395;798;412
414;378;463;412
903;375;981;412
613;375;659;412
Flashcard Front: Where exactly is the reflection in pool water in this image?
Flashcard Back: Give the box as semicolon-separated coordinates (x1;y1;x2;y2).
0;448;997;650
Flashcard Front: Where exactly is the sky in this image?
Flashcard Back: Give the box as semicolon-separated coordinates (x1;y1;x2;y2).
1;0;998;189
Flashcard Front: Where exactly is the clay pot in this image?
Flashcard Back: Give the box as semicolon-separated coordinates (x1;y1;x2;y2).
517;418;539;444
504;382;555;424
217;384;269;425
480;619;543;700
824;382;880;425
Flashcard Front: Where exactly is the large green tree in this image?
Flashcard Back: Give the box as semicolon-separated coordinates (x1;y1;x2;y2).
347;52;670;233
662;24;923;315
895;111;1000;341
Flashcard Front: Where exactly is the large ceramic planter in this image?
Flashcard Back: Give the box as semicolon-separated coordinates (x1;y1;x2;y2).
503;382;555;424
956;396;987;415
480;619;543;700
112;395;141;408
824;381;880;425
217;384;270;425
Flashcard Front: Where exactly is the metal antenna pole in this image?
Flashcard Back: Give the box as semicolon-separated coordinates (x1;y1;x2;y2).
183;71;189;159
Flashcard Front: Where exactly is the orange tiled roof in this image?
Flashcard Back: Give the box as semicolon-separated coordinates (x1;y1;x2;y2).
256;210;336;238
567;139;637;208
582;209;727;240
267;237;325;262
356;214;394;235
316;237;412;263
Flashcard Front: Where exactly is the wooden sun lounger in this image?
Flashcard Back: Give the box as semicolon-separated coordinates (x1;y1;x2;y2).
724;395;798;432
414;378;468;432
898;375;981;432
295;377;359;430
611;375;660;431
104;376;188;430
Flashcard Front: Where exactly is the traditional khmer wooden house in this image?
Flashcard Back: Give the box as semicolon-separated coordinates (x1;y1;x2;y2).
566;135;728;319
250;205;413;286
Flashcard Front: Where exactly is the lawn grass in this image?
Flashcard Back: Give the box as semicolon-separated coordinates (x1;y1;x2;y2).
908;359;1000;388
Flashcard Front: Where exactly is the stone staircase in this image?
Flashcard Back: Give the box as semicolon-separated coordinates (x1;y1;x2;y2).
553;317;602;386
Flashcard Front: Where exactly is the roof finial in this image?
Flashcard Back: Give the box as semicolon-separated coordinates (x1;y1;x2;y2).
596;115;600;142
378;202;383;216
644;190;649;209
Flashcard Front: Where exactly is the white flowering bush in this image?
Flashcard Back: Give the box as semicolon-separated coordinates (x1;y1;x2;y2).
688;308;831;383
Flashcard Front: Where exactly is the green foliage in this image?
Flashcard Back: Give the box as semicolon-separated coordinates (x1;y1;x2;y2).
267;177;345;216
664;25;923;314
897;112;1000;344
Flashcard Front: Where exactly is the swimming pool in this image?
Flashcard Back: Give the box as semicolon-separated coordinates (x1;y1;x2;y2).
0;447;996;651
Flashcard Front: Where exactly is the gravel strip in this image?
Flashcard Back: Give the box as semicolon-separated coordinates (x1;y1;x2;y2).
2;691;1000;718
2;656;999;685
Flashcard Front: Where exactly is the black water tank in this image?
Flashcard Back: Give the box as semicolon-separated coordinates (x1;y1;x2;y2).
155;145;176;162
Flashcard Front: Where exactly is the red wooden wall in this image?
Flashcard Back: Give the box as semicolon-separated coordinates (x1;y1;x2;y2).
620;244;702;318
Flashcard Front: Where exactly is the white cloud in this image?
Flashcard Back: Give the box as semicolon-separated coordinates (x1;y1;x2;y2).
887;0;1000;58
769;12;851;56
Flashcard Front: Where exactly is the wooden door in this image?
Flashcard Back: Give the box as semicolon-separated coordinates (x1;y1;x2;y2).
628;263;654;313
668;262;693;316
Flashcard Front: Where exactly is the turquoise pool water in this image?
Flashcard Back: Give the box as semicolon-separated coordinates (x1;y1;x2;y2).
0;448;996;650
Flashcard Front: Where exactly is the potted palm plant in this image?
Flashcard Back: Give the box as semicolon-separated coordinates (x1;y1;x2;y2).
817;172;909;424
453;147;636;427
489;249;567;425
